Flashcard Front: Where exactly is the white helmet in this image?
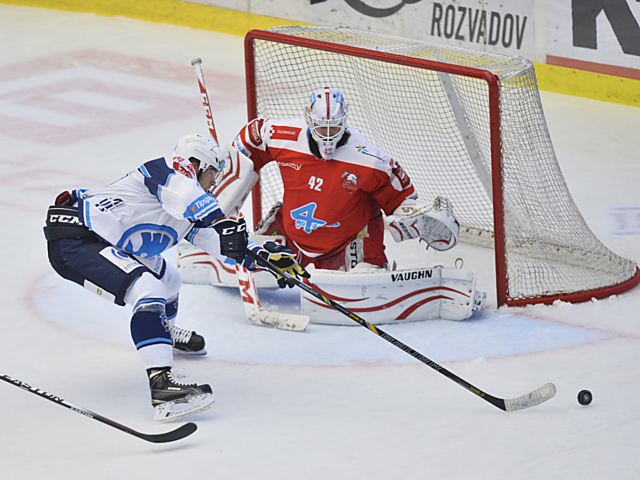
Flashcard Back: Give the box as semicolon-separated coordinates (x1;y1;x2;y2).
305;87;349;160
173;133;225;184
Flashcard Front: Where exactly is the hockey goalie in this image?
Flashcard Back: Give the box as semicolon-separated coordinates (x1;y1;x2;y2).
178;87;486;327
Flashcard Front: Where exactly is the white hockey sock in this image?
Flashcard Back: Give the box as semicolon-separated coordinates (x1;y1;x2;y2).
138;344;174;371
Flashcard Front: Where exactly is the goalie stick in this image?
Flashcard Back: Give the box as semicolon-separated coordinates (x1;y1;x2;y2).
0;372;197;443
236;264;309;331
245;249;557;412
191;58;308;331
191;57;219;144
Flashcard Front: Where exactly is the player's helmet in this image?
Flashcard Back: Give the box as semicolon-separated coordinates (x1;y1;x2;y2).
305;87;349;160
173;133;225;185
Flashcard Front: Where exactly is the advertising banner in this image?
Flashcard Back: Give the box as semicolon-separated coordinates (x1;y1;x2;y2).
546;0;640;79
183;0;538;59
182;0;640;79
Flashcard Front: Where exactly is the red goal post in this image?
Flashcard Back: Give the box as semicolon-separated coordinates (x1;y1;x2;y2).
243;26;639;307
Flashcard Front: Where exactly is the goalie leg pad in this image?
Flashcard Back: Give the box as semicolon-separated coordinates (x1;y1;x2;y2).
176;237;285;289
300;265;485;325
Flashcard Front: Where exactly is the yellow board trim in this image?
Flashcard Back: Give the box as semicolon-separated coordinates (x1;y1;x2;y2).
3;0;638;107
1;0;309;36
535;61;640;108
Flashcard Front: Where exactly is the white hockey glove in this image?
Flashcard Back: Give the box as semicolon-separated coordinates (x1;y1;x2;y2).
387;196;459;251
256;242;310;288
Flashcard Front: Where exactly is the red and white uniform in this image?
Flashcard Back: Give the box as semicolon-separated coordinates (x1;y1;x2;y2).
234;118;416;269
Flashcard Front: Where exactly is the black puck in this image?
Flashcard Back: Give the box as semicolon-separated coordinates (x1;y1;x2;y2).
578;389;592;405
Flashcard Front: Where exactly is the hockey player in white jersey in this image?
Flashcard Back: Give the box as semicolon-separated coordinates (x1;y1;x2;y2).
43;133;309;422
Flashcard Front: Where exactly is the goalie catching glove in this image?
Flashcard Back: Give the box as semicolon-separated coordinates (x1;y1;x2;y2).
387;196;459;251
256;242;310;288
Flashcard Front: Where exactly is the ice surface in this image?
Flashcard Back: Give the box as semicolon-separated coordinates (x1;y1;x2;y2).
1;5;640;479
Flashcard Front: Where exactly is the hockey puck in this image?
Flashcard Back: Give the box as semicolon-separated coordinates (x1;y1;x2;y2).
577;390;592;405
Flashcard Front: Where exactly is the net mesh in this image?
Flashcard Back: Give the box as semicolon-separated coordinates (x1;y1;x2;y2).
248;25;636;302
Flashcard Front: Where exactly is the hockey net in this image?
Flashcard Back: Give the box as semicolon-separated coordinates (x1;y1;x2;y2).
244;26;639;307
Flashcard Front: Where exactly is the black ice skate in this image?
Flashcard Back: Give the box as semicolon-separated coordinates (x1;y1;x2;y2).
171;326;207;355
149;368;215;423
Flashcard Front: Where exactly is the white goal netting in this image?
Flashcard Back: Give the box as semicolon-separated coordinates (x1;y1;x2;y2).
246;25;637;305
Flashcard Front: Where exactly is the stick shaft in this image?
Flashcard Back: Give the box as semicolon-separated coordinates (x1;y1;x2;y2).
246;249;553;411
191;58;219;143
0;373;197;442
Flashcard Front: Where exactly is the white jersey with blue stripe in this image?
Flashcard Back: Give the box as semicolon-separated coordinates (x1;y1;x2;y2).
77;157;226;260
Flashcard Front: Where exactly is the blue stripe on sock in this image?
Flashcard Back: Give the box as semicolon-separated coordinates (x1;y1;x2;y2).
135;337;173;349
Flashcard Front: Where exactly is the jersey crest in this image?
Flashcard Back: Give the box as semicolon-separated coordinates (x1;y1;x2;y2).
341;171;360;194
116;224;179;258
290;203;326;233
289;203;340;234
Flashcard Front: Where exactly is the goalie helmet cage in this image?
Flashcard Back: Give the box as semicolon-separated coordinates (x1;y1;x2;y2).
243;26;639;308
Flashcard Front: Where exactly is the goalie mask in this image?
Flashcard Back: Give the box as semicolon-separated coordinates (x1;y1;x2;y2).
305;87;349;160
173;133;225;187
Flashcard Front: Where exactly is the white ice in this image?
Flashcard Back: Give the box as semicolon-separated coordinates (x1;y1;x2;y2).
1;5;640;479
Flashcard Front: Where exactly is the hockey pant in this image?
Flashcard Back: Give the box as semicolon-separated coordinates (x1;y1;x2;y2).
46;225;181;370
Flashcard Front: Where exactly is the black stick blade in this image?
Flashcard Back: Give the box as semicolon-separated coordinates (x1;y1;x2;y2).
138;422;198;443
1;373;200;442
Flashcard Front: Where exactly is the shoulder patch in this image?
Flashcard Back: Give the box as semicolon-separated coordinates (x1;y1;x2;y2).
354;144;384;162
270;125;302;141
248;118;264;147
391;159;412;190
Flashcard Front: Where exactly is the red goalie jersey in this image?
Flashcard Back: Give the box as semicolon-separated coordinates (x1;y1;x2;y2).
234;118;416;268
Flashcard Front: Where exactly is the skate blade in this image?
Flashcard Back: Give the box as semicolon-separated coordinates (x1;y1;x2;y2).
173;347;208;356
154;393;215;423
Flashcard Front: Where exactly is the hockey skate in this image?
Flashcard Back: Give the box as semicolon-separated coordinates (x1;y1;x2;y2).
171;326;207;355
149;368;215;423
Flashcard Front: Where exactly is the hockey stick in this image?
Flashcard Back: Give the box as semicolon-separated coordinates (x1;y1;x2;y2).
191;57;219;143
236;264;309;331
0;373;197;443
245;249;557;412
190;58;307;331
